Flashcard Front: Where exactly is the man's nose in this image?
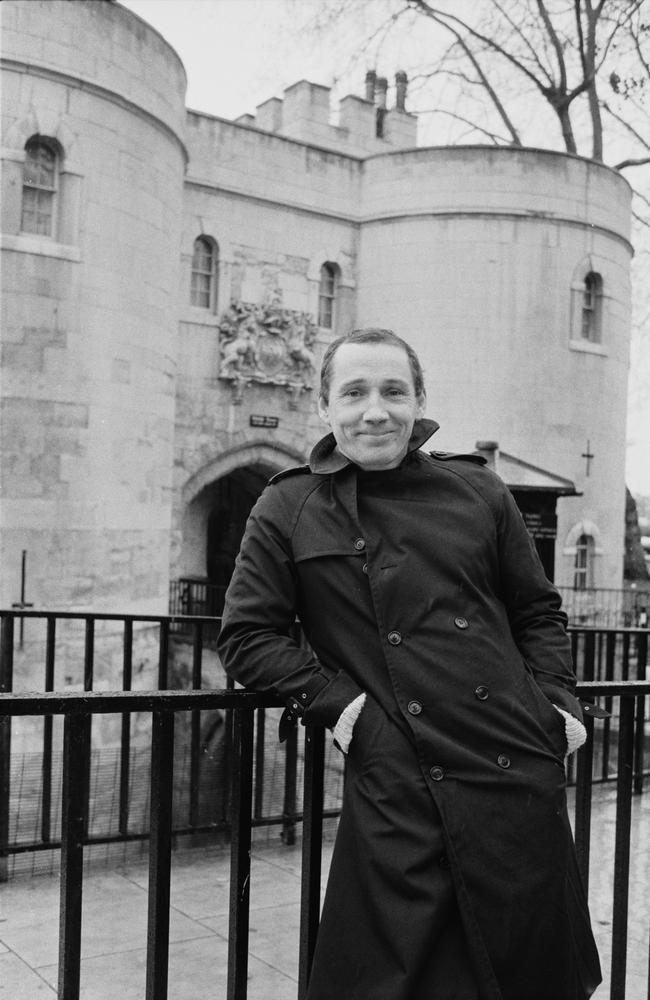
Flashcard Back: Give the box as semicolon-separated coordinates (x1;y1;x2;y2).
363;392;389;421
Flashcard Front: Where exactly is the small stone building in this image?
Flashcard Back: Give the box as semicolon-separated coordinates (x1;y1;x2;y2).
1;0;633;622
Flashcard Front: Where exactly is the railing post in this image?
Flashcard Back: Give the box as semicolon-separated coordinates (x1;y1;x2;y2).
82;618;94;840
158;619;169;688
189;622;203;830
602;632;617;781
583;630;596;682
221;675;235;833
41;616;56;844
227;707;255;1000
254;708;266;820
0;615;14;883
282;725;298;846
59;711;90;1000
574;713;594;893
119;618;133;837
145;710;175;1000
610;697;635;999
634;630;647;794
298;725;325;1000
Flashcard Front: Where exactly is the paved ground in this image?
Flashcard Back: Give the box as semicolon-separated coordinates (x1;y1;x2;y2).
1;785;648;1000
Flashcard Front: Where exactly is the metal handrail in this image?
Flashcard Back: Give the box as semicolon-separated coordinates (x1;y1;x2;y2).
0;681;648;1000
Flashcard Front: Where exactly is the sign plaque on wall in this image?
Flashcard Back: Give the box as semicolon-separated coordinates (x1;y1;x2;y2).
250;415;280;429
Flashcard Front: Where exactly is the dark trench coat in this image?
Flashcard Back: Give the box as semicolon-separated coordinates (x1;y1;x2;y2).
218;420;602;1000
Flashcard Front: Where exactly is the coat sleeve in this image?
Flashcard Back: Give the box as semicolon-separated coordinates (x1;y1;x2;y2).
217;481;365;731
494;482;583;722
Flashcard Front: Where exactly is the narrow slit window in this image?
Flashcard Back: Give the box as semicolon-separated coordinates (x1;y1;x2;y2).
191;237;217;309
580;272;602;343
573;534;594;591
22;138;58;236
318;263;337;329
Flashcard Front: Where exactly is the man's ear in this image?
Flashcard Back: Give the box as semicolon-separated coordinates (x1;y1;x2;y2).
416;393;426;418
317;396;330;425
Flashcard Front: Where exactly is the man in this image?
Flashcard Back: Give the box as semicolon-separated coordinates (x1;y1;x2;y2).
218;328;602;1000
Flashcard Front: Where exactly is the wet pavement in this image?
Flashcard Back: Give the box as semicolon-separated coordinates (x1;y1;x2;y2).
1;784;648;999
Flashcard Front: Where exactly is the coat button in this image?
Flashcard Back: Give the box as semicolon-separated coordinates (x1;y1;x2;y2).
407;700;422;716
454;616;469;629
497;754;511;769
387;631;402;645
354;538;366;551
475;685;489;701
362;563;368;574
429;765;445;781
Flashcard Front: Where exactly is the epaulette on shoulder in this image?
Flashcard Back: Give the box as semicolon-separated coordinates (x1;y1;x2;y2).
269;464;312;485
429;451;487;466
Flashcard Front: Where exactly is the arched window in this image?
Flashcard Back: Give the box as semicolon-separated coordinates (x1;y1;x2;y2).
190;237;218;309
21;137;58;236
318;262;338;329
573;534;594;590
580;272;603;343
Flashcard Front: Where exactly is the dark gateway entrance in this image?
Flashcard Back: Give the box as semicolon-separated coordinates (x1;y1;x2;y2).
206;465;270;603
173;463;273;620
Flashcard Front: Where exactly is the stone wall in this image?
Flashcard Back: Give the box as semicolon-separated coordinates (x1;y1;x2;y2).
1;0;187;611
354;147;632;588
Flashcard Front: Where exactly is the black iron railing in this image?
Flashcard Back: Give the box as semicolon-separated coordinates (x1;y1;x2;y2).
0;611;345;866
0;612;648;864
0;682;648;999
169;578;226;626
557;584;650;628
1;610;649;998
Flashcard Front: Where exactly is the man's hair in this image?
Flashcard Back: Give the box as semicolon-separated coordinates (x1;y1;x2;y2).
319;328;425;403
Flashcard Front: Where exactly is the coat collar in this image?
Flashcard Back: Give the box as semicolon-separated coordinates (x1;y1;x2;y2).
309;418;440;475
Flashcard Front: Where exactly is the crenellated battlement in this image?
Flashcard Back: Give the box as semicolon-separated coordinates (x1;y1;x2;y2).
235;73;418;155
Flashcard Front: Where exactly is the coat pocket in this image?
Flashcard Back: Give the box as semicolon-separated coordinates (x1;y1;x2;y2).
346;695;390;773
523;672;568;759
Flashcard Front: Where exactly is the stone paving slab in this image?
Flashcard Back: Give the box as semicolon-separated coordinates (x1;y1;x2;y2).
0;786;648;999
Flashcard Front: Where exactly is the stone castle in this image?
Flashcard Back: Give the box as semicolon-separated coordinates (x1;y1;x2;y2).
1;0;633;619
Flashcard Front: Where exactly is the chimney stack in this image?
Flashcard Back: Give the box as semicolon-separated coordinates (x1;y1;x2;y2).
395;70;408;111
475;440;499;470
365;70;377;103
375;76;388;109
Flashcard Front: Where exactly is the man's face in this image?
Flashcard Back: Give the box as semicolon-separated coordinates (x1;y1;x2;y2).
318;342;425;470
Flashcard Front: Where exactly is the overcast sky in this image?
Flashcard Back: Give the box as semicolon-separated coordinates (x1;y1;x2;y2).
119;0;365;118
119;0;649;497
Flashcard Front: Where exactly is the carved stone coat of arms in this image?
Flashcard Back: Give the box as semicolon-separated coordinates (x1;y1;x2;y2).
218;296;318;404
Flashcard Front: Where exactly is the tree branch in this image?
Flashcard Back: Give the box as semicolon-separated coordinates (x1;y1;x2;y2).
489;0;553;86
615;157;650;171
406;2;523;144
416;107;513;145
537;0;568;94
407;1;551;94
632;208;650;230
602;101;650;153
407;0;595;152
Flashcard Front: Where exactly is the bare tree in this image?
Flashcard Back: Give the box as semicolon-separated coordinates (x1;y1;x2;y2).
294;0;648;217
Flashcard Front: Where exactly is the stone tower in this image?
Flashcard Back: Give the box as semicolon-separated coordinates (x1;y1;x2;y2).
1;0;187;611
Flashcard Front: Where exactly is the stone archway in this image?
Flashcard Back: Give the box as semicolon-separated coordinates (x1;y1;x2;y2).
176;441;305;613
205;464;270;602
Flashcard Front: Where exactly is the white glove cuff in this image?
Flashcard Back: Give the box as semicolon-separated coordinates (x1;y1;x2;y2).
332;693;367;754
553;705;587;755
